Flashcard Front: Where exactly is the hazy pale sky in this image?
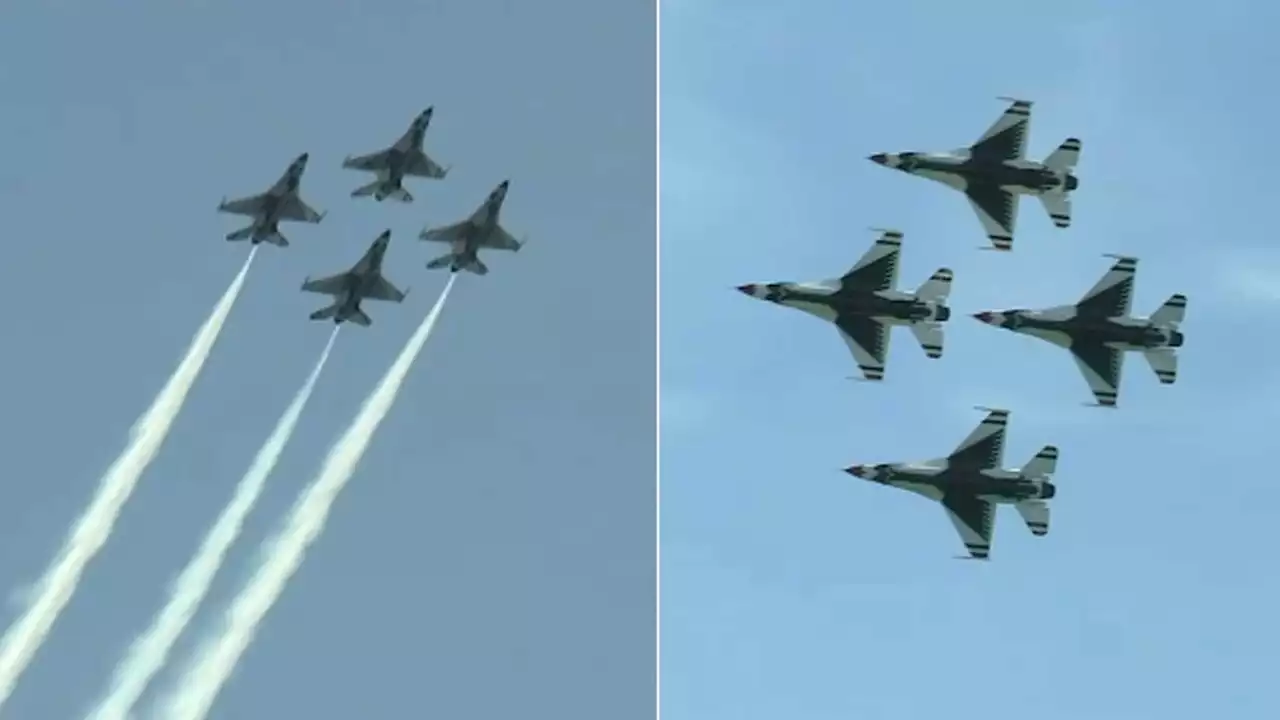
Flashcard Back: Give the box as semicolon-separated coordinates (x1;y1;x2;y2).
662;1;1279;718
0;1;654;718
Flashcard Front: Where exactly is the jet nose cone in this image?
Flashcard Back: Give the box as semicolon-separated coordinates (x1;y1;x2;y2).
844;464;869;479
736;284;756;296
499;180;510;190
298;153;309;163
868;153;888;165
973;311;995;325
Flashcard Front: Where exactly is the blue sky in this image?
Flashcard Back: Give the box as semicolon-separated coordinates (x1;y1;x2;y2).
0;1;653;718
661;1;1280;718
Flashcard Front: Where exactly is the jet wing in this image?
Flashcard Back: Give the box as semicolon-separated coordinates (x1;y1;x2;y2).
1068;341;1124;407
946;409;1009;470
835;316;890;381
969;99;1031;162
218;193;269;216
964;183;1019;251
836;230;902;293
363;275;408;303
404;150;448;179
277;194;325;223
478;224;523;252
420;220;470;244
942;491;996;560
1076;256;1137;318
343;149;394;172
301;273;349;296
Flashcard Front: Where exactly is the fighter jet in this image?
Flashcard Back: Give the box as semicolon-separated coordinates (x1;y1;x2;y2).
736;229;954;381
419;180;525;275
218;153;326;247
973;254;1186;408
868;98;1081;251
845;407;1060;560
300;230;409;326
342;107;450;203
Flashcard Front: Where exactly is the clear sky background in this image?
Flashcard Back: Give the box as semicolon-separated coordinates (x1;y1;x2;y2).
0;1;654;718
662;1;1279;718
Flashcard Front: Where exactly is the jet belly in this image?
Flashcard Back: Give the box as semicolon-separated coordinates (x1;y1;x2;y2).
885;467;946;502
1056;317;1162;350
1013;322;1075;349
950;471;1037;503
831;292;923;321
907;157;969;191
780;297;838;324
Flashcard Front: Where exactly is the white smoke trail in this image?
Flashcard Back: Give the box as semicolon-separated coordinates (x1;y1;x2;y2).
158;276;457;720
85;326;340;720
0;249;258;710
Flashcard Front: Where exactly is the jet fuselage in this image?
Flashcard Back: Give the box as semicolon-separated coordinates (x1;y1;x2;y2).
867;464;1056;503
770;286;949;324
1003;313;1183;351
897;153;1077;195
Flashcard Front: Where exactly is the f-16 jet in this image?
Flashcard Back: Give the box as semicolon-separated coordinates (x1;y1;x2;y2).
845;407;1060;560
342;107;450;203
973;254;1186;408
301;230;408;327
419;180;525;275
736;229;954;381
868;98;1081;251
218;153;326;247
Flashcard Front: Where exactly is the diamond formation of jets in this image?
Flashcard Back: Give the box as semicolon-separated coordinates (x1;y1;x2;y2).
213;106;528;327
301;230;409;327
342;107;451;203
973;254;1187;408
845;408;1059;560
737;229;953;381
739;96;1188;560
419;180;526;276
218;153;327;247
868;98;1081;251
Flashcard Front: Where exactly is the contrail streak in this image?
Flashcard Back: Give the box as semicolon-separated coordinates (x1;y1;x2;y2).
85;326;340;720
159;275;457;720
0;249;258;710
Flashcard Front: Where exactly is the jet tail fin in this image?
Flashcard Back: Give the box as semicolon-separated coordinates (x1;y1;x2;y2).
1149;293;1187;326
426;253;455;271
351;181;381;198
1015;500;1050;536
427;252;489;276
1042;137;1082;173
1036;190;1073;229
349;309;373;327
227;226;288;246
914;267;954;304
1142;349;1179;385
1021;445;1059;479
309;305;338;321
907;321;945;359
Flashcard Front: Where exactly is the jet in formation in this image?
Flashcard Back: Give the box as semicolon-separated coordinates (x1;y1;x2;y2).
845;408;1060;560
973;254;1186;408
301;230;409;326
868;98;1082;251
218;153;327;247
419;180;525;275
736;229;954;381
342;107;450;203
